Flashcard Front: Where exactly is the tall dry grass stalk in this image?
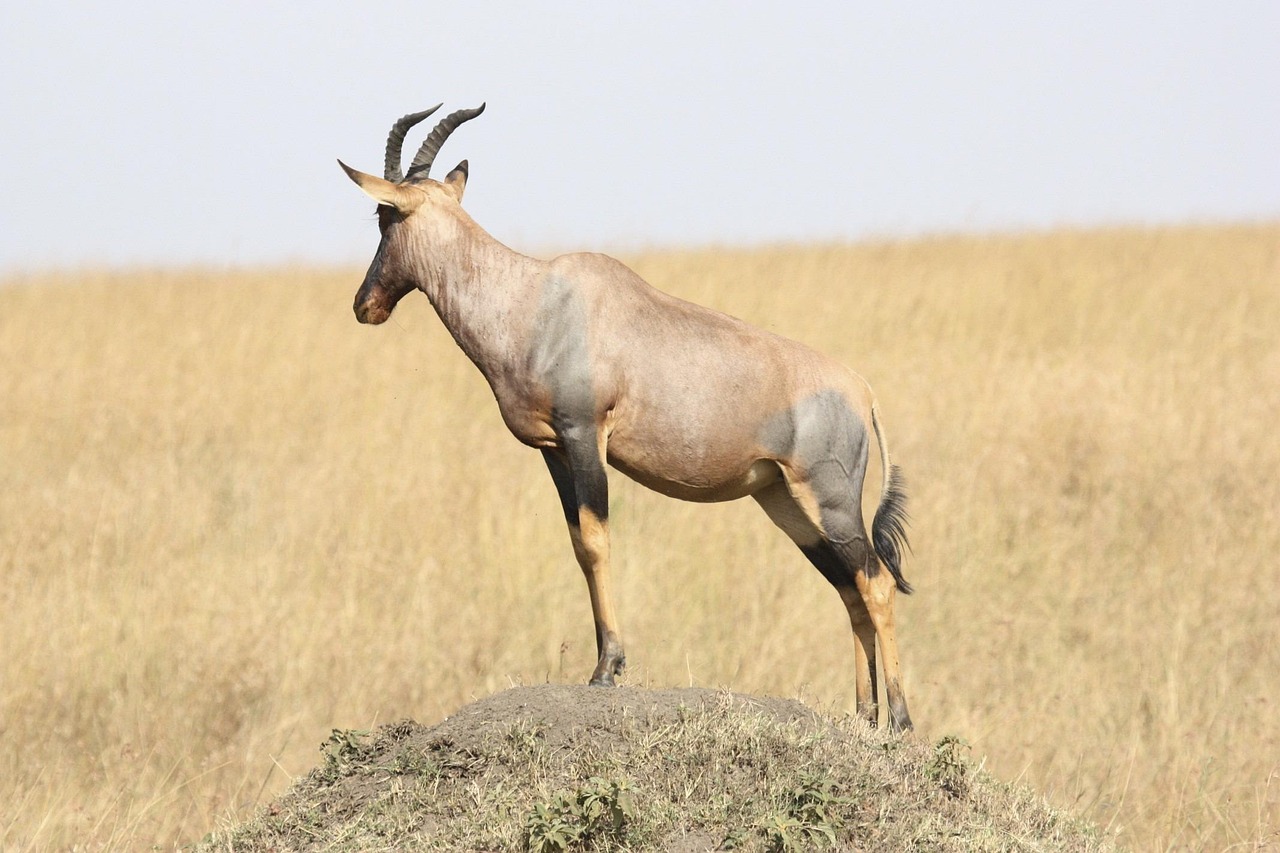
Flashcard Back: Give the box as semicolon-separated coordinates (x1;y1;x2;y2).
1;224;1277;849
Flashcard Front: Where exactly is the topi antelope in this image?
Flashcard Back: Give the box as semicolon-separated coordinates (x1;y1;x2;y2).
338;103;916;731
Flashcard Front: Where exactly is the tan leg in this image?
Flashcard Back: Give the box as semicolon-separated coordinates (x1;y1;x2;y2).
840;589;879;726
855;567;912;732
572;506;625;685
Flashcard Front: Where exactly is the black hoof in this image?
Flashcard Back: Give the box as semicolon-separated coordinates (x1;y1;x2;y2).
888;708;914;734
888;694;913;733
588;653;625;687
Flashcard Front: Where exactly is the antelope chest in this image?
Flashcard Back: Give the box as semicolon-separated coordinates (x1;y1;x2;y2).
488;379;559;448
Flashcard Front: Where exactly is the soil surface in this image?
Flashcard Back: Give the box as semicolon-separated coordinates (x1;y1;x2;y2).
422;684;830;751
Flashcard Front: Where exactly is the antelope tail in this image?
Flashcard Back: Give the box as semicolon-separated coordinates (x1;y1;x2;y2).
870;403;913;594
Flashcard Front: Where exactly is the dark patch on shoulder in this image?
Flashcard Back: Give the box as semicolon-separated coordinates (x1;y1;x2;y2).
547;407;609;523
530;275;595;425
574;475;609;522
541;448;579;527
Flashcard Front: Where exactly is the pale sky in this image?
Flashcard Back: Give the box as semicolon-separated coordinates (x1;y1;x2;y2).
2;1;1277;273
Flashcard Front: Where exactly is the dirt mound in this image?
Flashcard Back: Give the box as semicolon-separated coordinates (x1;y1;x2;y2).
426;685;830;751
200;685;1111;851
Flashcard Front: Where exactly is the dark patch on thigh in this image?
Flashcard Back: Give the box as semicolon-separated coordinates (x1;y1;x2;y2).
762;390;872;546
801;533;875;590
800;541;857;591
760;390;863;462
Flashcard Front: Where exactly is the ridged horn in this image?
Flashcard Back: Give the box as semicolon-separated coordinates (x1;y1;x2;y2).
405;103;486;182
384;105;442;182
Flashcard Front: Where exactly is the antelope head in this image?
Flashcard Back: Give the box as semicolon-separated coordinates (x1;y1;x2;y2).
339;103;486;324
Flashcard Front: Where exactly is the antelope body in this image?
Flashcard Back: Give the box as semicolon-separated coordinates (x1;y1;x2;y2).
339;104;915;731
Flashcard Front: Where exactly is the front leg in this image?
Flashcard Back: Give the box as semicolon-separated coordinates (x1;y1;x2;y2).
541;430;625;686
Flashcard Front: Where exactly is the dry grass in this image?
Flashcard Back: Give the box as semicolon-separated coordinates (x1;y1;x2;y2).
1;224;1277;850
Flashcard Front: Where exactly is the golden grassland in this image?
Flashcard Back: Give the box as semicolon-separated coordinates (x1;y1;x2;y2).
1;224;1277;850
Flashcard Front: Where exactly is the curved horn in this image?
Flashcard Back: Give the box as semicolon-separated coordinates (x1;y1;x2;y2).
384;105;442;182
405;103;486;182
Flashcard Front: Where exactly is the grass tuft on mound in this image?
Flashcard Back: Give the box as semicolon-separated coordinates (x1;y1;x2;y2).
199;685;1112;851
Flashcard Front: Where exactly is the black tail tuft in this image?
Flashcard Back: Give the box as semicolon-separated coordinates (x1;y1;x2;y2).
872;465;913;594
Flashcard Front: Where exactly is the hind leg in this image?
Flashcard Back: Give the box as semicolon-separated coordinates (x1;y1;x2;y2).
855;565;912;732
842;591;881;726
753;481;880;725
756;472;913;732
791;465;913;733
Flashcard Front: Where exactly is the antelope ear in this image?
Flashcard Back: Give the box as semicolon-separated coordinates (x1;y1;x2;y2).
442;160;469;201
337;160;425;214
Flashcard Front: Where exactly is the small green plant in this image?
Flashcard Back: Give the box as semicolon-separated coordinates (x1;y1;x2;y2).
925;734;971;798
526;798;583;853
525;777;634;852
319;728;371;783
504;719;547;764
390;747;440;778
787;771;847;832
720;825;750;849
761;814;809;851
759;771;847;850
